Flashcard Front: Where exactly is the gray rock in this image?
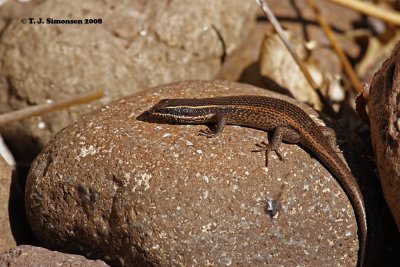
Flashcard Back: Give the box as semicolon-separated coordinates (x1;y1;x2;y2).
0;0;257;162
0;245;110;267
26;80;365;266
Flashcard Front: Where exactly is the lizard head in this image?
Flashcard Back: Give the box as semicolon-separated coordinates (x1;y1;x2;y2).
137;98;215;124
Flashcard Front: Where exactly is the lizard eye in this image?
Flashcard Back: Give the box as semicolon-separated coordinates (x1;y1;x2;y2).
152;99;172;113
153;107;169;114
158;99;171;104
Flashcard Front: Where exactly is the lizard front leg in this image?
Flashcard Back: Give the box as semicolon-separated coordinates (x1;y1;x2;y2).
198;115;227;138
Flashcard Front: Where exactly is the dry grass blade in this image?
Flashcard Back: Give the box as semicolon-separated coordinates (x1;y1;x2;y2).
0;89;105;126
324;0;400;25
307;0;363;95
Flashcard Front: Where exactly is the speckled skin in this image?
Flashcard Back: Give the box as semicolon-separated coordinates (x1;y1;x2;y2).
139;95;367;267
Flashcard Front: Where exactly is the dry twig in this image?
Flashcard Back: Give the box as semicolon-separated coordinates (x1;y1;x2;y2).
307;0;363;95
256;0;319;91
256;0;338;115
0;89;105;126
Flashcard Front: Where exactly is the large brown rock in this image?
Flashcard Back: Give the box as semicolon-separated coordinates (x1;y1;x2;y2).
25;80;377;266
368;41;400;230
0;245;110;266
0;0;257;162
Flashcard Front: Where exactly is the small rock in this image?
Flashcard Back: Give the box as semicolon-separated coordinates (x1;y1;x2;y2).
0;154;15;253
26;80;364;266
0;245;110;266
0;134;15;168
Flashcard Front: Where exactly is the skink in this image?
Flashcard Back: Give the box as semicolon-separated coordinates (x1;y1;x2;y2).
137;95;367;266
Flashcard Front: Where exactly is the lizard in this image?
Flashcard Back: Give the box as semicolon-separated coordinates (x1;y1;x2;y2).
137;95;367;266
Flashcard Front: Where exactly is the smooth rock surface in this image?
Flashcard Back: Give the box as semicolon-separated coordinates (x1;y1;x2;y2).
26;80;362;266
368;41;400;230
0;245;110;266
0;0;257;162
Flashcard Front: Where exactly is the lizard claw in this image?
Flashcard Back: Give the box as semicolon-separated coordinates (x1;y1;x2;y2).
198;128;216;138
252;141;283;166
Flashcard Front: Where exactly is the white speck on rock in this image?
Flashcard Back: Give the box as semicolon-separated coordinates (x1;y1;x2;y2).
220;256;233;266
231;184;238;192
196;150;203;154
201;222;216;233
185;140;193;146
139;29;147;36
162;133;171;138
124;172;131;180
158;231;167;239
37;121;46;129
132;172;152;192
79;145;97;157
201;175;209;183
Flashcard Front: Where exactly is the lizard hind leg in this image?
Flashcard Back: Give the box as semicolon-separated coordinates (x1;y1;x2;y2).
318;126;341;153
253;126;301;166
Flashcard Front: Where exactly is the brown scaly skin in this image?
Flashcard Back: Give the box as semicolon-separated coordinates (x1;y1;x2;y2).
138;95;367;266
